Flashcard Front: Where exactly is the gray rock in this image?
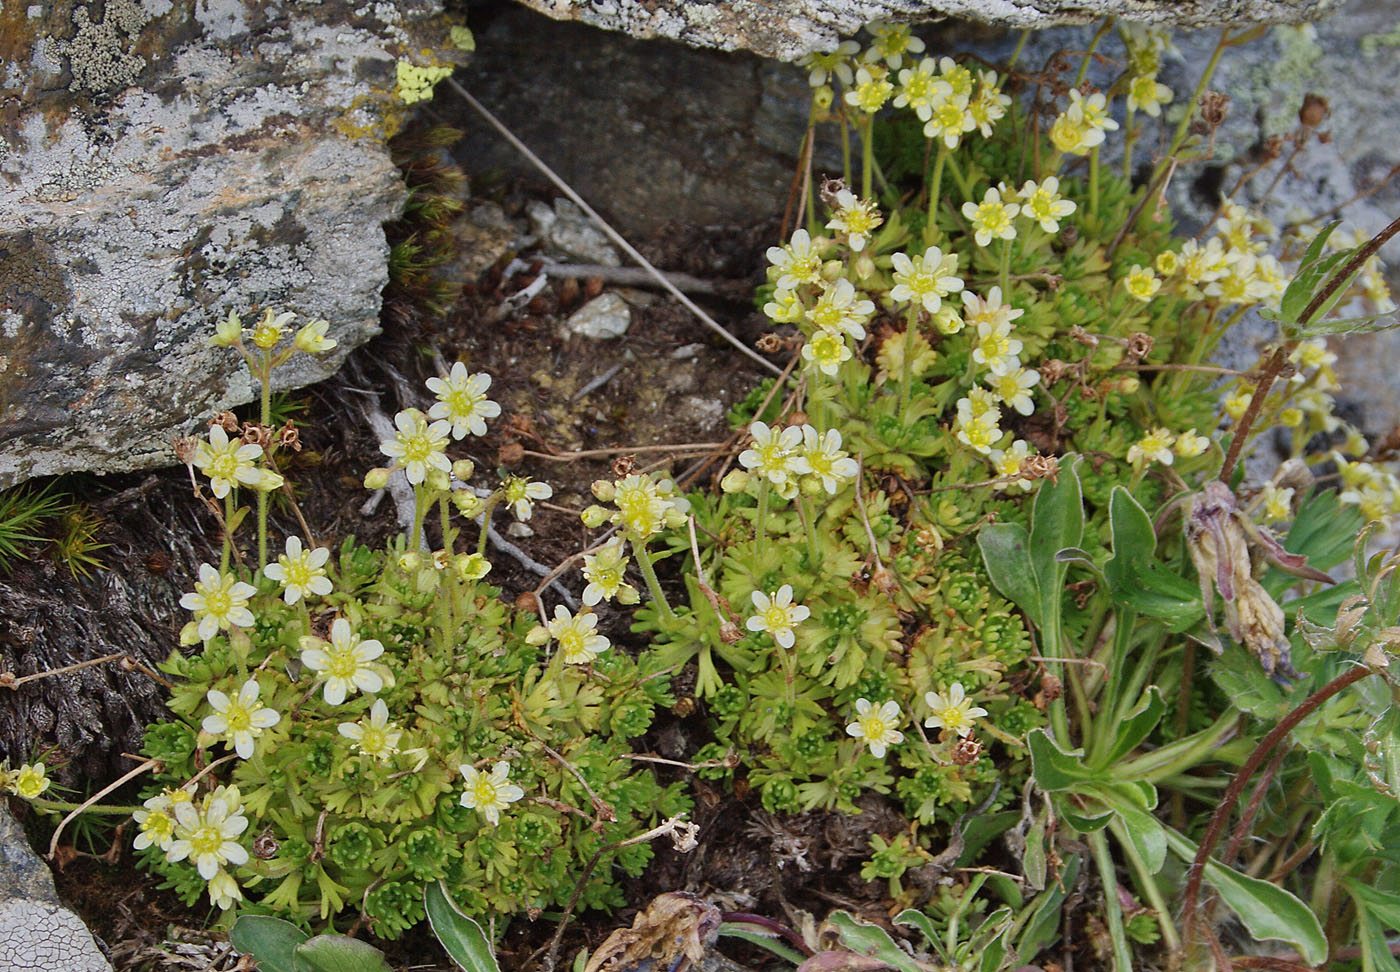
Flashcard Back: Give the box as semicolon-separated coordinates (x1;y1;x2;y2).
510;0;1334;60
529;198;623;265
0;805;111;971
0;0;469;489
567;293;633;339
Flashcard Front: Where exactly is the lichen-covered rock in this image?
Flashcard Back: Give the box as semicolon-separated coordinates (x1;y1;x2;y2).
0;1;469;489
0;805;111;972
511;0;1334;60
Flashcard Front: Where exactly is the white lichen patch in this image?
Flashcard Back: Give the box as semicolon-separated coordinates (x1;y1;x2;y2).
44;0;150;93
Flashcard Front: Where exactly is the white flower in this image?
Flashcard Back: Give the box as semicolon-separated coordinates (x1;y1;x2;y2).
1127;74;1172;117
262;535;333;604
825;189;884;251
203;679;281;760
192;425;263;499
846;699;904;757
338;699;403;759
581;538;639;606
802;329;853;377
1017;177;1077;233
300;618;385;706
924;683;988;738
962;186;1020;247
766;229;826;291
986;363;1040;416
894;58;950;121
167;786;249;880
807;278;875;340
13;762;50;800
180;564;258;642
972;317;1024;372
502;475;552;521
923;95;976;149
889;246;964;313
379;408;452;485
546;605;611;664
293;319;337;354
800;426;859;494
427;363;501;439
745;585;811;649
1127;428;1176;468
799;41;859;87
133;787;193;852
1175;429;1210;458
207;868;243;910
459;761;525;826
989;439;1035;492
738;422;810;486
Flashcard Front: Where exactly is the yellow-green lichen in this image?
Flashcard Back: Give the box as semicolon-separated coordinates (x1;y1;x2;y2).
395;60;453;105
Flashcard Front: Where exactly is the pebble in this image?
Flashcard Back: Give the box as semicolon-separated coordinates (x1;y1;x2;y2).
566;293;632;340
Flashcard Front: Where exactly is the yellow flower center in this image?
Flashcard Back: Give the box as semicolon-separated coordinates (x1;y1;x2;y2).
841;207;879;235
975;202;1011;233
472;778;498;805
282;559;313;588
223;701;253;734
202;587;232;618
764;606;791;631
360;726;388;755
860;714;889;740
189;824;225;858
325;645;361;681
401;432;435;464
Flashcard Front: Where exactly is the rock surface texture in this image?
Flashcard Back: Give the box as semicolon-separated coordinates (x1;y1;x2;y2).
0;805;111;971
0;1;467;489
511;0;1336;59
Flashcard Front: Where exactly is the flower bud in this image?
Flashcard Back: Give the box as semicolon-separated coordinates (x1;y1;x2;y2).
211;311;242;347
452;491;485;518
525;624;550;646
720;469;750;493
251;469;285;492
293;319;336;354
179;621;204;646
398;551;422;571
616;584;640;605
452;459;476;481
453;552;491;581
425;467;451;493
364;467;391;490
581;505;609;528
591;479;617;502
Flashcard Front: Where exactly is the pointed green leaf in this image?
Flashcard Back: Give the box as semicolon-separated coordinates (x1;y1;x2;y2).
426;881;502;972
1017;854;1079;959
1298;310;1400;338
826;910;932;972
1029;456;1083;622
1028;728;1093;790
978;522;1040;625
230;916;312;972
894;910;951;964
1343;880;1400;930
1100;790;1166;872
1166;829;1327;965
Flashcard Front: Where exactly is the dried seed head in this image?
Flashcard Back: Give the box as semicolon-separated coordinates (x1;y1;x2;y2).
1125;332;1154;360
1299;92;1329;128
756;333;785;353
211;410;240;435
1069;325;1099;348
253;829;280;860
611;455;637;478
819;176;848;209
1200;91;1230;129
241;422;273;449
171;435;198;465
1023;455;1061;483
278;421;301;453
951;736;983;766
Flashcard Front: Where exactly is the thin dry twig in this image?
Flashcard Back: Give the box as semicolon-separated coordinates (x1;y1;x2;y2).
445;78;782;378
48;757;159;859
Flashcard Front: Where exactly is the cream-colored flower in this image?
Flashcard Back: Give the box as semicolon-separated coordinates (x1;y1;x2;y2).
989;439;1035;492
202;679;281;759
986;363;1040;416
867;21;924;69
263;535;333;604
180;563;257;641
379;408;451;485
807;278;875;340
844;66;894;113
168;786;249;880
193;425;264;499
1127;73;1172;117
1124;265;1161;302
1017;177;1077;233
893;57;950;121
1175;429;1210;458
739;422;811;486
300;618;385;706
581;538;639;606
846;699;904;757
546;605;611;664
293;319;337;354
766;229;826;291
459;761;525;826
968;69;1011;136
427;363;501;439
963;186;1020;247
937;57;974;99
133;787;193;851
801;426;859;495
746;585;811;649
338;698;403;759
250;309;296;350
799;41;860;87
825;190;884;251
14;762;49;800
208;869;243;910
802;329;853;376
502;475;553;521
1259;484;1295;523
923;94;976;149
1127;428;1176;468
973;317;1025;372
924;683;988;738
889;246;964;313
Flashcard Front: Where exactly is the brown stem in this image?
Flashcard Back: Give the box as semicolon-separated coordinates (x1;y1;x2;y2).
1181;664;1373;952
1219;213;1400;483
